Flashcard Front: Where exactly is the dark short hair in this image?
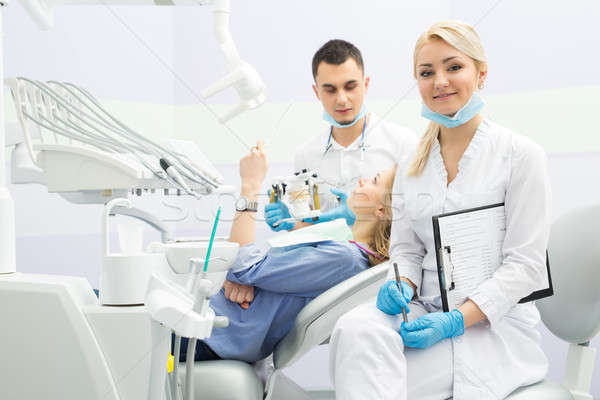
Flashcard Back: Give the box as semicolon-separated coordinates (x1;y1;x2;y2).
311;39;364;79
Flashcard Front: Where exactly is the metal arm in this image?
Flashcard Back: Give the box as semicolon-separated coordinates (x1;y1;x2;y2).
111;205;173;243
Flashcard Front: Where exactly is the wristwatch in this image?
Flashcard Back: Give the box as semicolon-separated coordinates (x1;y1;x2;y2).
235;196;258;212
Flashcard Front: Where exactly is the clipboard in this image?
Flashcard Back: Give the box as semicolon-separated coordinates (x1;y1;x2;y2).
432;203;553;312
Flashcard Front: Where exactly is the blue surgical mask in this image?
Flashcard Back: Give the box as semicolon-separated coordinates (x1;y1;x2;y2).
421;92;484;128
323;104;367;128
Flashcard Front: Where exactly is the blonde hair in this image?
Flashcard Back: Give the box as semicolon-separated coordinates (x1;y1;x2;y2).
366;167;396;266
407;20;488;176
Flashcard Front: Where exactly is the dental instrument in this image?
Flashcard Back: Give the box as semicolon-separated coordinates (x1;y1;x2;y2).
6;77;225;202
376;279;413;317
305;187;356;227
160;158;200;199
270;169;322;227
394;262;408;323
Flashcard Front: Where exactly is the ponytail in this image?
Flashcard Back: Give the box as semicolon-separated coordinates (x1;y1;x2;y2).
407;121;440;177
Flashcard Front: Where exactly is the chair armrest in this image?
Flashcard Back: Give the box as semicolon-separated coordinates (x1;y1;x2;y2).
273;261;389;369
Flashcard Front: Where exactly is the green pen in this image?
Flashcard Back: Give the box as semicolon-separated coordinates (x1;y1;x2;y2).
393;262;408;323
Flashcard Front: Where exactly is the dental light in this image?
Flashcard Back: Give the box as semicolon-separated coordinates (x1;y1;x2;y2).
18;0;267;122
200;0;267;122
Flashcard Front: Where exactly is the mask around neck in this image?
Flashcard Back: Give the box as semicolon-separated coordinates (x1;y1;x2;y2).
323;104;367;128
421;92;484;128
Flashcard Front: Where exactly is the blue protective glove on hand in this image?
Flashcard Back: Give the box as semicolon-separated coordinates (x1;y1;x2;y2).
304;187;356;227
400;309;465;349
265;199;294;232
376;279;414;315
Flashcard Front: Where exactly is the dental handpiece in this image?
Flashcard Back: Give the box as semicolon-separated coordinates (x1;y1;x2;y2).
160;158;198;198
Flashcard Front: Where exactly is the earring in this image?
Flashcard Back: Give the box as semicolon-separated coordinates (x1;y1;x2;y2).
478;82;485;90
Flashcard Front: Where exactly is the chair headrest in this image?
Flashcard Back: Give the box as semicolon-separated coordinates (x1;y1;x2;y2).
537;205;600;343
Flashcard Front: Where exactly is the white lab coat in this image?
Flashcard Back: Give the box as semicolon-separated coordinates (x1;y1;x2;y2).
294;113;417;210
330;119;551;400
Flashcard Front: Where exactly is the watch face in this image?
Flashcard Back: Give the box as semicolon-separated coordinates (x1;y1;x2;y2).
235;197;248;211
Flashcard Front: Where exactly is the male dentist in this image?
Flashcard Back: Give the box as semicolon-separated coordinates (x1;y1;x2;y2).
225;40;417;308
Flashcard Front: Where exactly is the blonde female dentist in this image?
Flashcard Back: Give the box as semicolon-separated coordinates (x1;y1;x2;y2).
329;21;551;400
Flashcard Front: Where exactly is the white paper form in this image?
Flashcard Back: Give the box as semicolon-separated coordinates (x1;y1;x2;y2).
436;204;506;310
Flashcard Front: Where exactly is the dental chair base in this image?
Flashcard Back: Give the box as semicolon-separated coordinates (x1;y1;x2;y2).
0;273;167;400
564;343;596;400
177;360;263;400
505;380;573;400
264;370;314;400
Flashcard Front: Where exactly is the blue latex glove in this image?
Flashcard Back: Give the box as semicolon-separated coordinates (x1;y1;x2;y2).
400;310;465;349
265;199;294;231
304;187;356;226
376;279;414;315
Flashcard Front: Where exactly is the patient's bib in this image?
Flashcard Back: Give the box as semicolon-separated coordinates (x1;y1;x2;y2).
267;219;353;248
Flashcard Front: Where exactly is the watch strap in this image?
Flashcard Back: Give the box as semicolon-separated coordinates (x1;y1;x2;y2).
245;201;258;212
236;196;258;212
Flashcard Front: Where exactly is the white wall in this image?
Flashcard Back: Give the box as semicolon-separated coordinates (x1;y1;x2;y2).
172;0;600;102
3;0;600;397
4;3;176;104
8;0;600;102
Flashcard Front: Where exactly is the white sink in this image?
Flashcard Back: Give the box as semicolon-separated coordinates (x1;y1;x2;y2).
148;240;240;295
149;240;239;274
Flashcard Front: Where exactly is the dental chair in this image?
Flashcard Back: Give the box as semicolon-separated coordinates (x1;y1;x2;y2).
266;261;389;399
504;204;600;400
180;261;390;400
185;205;600;400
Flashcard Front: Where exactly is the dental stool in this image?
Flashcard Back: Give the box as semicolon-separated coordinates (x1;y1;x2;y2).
181;261;390;400
504;205;600;400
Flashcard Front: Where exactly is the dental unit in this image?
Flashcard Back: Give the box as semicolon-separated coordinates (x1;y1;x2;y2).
0;1;264;399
